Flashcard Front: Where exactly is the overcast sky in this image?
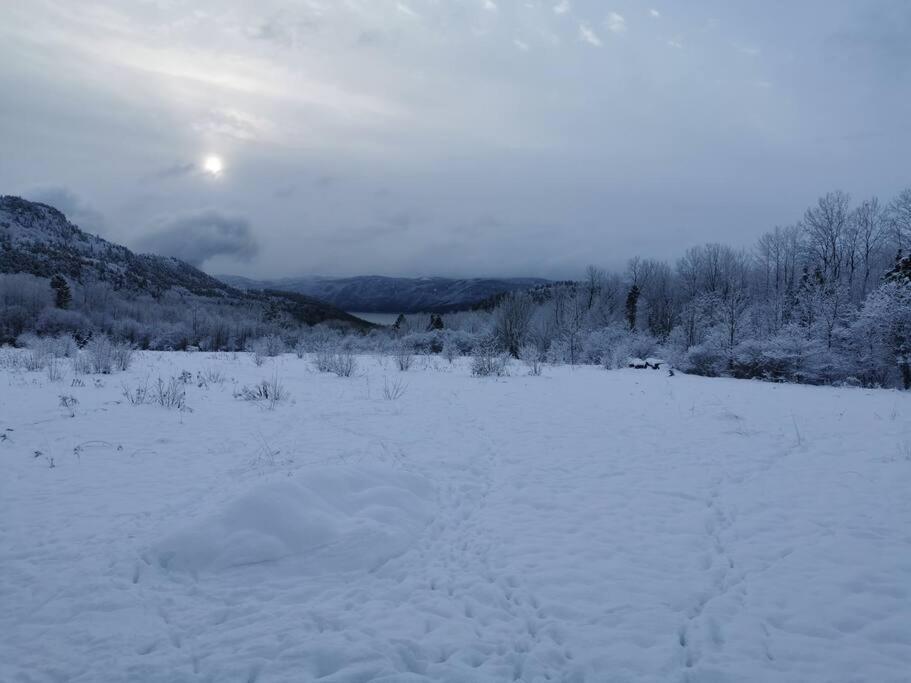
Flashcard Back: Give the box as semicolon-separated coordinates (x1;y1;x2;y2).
1;1;909;279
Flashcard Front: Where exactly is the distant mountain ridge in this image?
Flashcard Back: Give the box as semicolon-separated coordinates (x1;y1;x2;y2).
0;195;370;329
219;274;551;313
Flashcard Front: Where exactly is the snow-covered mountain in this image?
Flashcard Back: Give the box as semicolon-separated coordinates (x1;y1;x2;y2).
219;274;551;313
0;195;370;328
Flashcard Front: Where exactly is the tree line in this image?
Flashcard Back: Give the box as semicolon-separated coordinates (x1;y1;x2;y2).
487;188;911;388
2;187;909;389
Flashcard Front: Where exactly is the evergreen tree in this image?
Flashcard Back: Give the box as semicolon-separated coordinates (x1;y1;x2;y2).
625;285;640;331
885;252;911;284
49;274;71;309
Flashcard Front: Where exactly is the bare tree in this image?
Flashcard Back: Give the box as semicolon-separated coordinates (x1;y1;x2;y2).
583;265;605;310
493;292;535;357
887;187;911;255
850;197;888;299
803;190;851;282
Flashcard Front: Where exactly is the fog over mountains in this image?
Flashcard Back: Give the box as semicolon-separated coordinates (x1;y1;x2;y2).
219;274;551;314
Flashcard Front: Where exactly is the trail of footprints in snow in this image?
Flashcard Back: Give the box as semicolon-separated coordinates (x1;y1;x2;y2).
678;476;741;674
676;426;805;677
412;423;572;679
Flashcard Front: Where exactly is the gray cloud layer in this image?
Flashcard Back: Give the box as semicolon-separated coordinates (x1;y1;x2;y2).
1;1;909;278
137;210;259;267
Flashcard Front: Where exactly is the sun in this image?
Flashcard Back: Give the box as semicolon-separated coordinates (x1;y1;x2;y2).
203;155;224;176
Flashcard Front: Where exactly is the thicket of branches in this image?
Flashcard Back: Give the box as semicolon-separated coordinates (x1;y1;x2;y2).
482;189;911;389
0;273;356;351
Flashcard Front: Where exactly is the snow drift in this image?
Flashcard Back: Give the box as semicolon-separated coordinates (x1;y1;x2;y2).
150;468;434;575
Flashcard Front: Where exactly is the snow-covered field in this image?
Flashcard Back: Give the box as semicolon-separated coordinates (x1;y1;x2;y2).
2;351;910;683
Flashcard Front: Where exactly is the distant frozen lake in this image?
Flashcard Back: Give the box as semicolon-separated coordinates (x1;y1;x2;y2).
347;311;402;325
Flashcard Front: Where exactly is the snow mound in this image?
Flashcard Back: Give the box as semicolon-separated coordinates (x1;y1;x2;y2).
150;468;434;575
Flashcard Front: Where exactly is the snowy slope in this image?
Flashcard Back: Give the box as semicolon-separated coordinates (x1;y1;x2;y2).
0;195;233;297
1;353;910;682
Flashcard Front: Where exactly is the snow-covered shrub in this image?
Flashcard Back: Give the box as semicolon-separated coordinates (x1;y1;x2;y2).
121;376;187;409
519;343;543;376
58;394;79;417
582;324;634;369
17;334;51;371
199;367;226;386
547;332;585;366
442;340;459;363
657;327;689;370
149;323;192;352
250;335;284;365
313;348;357;377
121;380;150;406
760;325;827;384
331;351;358;378
683;334;728;377
71;351;93;375
85;335;115;374
852;280;911;389
23;348;48;372
112;343;133;372
0;347;22;371
581;328;613;365
730;339;766;379
546;338;570;365
153;377;187;410
34;308;91;339
313;347;335;373
626;331;659;361
235;374;289;409
471;340;510;377
262;335;286;357
382;376;407;400
394;343;414;372
395;331;439;356
444;329;484;356
46;357;64;382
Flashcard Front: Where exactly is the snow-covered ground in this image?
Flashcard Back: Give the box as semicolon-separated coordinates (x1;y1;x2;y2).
2;351;910;683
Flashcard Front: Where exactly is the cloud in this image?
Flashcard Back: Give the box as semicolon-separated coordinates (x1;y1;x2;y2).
150;162;197;181
606;12;627;34
649;9;661;19
579;24;602;46
249;12;321;49
315;175;335;189
396;2;417;19
825;2;911;77
734;43;761;57
273;185;297;199
322;211;416;246
137;210;259;266
193;108;273;142
24;186;107;235
3;0;910;280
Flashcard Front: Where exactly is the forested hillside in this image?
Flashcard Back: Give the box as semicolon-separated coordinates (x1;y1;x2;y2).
0;196;370;348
